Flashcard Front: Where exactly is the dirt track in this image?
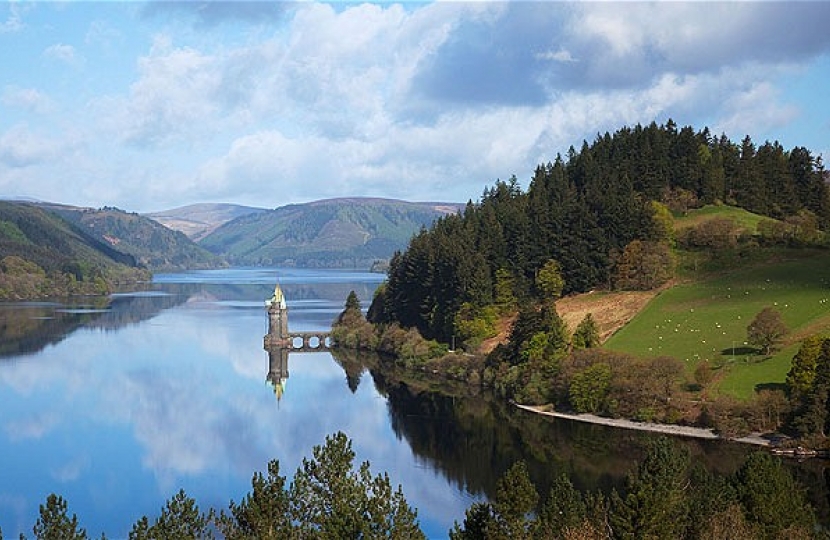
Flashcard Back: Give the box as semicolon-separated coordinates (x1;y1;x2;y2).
513;403;771;447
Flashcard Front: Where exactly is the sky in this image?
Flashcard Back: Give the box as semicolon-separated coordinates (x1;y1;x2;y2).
1;1;830;213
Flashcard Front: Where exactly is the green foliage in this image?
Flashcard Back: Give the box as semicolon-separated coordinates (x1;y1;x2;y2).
0;219;29;244
345;290;361;311
129;490;212;540
536;259;564;302
491;461;539;540
736;451;815;537
216;460;292;539
332;291;377;349
537;473;586;539
451;440;821;540
32;494;88;540
289;432;425;539
610;437;690;540
450;461;540;540
571;313;600;350
453;302;498;349
494;268;517;312
786;335;824;400
613;240;675;291
649;200;675;243
746;306;787;355
568;362;612;413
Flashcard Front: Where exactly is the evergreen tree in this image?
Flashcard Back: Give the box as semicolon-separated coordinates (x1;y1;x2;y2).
571;313;600;350
735;451;814;537
129;490;212;540
32;494;88;540
786;336;825;401
490;461;539;540
609;437;690;539
538;473;587;539
289;432;425;539
449;503;493;540
216;459;293;539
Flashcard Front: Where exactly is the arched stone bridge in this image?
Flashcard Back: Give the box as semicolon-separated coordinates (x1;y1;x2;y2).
263;283;332;352
264;331;333;352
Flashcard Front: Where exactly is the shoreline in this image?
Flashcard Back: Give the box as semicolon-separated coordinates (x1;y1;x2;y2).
513;403;772;447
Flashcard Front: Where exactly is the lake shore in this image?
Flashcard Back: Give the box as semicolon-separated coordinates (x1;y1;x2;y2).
513;403;773;447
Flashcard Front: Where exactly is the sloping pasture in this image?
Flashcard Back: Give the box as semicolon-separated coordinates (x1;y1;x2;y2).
604;249;830;399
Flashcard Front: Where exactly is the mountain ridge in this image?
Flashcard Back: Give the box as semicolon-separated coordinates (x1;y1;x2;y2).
197;197;464;268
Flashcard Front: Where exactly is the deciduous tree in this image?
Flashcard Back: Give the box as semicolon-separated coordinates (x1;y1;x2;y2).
747;306;787;355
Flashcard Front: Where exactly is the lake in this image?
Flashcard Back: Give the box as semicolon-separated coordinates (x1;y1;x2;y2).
0;267;824;537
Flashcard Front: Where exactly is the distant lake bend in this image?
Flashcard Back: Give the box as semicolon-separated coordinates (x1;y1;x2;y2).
0;267;824;537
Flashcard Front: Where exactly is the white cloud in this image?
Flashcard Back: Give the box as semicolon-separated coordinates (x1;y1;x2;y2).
114;36;221;147
4;412;58;441
0;2;25;34
536;49;577;63
717;80;800;138
4;1;830;211
1;85;54;114
43;43;81;65
0;124;60;167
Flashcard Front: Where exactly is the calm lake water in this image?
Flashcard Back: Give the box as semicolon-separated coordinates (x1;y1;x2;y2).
0;268;826;537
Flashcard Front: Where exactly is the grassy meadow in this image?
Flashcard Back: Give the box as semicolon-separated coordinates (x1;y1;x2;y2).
604;249;830;399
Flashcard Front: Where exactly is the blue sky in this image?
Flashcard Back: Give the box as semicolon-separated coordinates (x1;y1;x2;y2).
1;1;829;213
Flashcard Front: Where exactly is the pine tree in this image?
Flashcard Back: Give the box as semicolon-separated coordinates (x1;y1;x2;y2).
571;313;600;350
32;494;88;540
609;437;690;539
538;473;586;538
490;461;539;540
736;452;814;537
216;460;293;539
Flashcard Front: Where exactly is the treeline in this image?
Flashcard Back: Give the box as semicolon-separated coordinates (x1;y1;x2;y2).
452;437;817;540
333;293;788;433
3;432;424;540
369;121;829;345
6;435;821;540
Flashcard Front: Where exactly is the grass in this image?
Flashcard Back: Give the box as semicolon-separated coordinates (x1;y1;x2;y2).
674;204;771;233
604;249;830;399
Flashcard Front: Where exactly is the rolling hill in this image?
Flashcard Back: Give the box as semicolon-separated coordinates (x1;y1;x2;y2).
145;203;267;241
198;197;464;268
42;203;221;271
0;201;149;298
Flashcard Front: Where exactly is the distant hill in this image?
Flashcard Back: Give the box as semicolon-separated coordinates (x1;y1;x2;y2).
199;197;464;268
145;203;267;241
41;204;221;271
0;201;149;298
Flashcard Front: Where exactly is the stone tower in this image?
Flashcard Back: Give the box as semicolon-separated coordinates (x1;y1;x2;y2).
264;282;289;348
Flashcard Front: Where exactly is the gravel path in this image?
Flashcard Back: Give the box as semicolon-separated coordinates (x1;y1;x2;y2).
513;403;771;447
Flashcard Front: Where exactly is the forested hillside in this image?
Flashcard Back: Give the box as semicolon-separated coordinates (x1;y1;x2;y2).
199;197;463;268
0;202;149;299
45;204;221;271
370;121;829;344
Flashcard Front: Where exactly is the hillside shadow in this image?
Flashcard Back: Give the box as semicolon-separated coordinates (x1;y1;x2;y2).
720;346;757;356
755;382;787;393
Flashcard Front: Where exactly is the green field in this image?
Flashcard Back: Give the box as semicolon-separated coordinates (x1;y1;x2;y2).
605;249;830;399
674;204;770;233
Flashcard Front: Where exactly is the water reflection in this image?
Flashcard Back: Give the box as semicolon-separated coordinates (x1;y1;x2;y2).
0;268;827;538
